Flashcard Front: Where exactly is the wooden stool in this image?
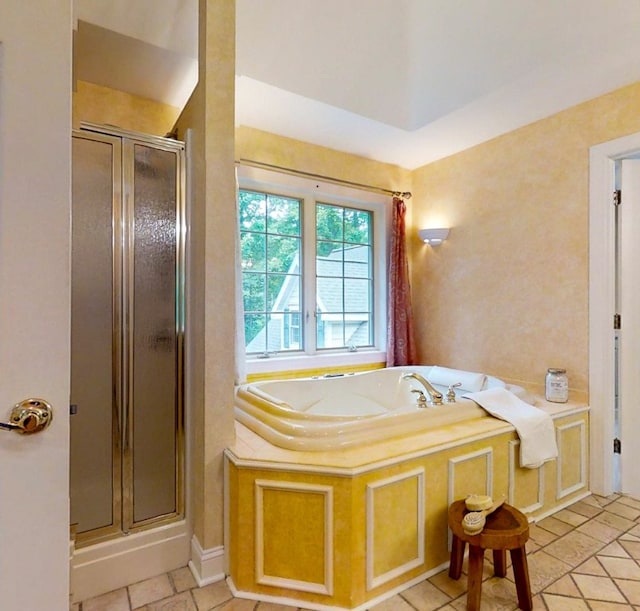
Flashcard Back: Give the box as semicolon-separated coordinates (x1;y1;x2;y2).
448;500;532;611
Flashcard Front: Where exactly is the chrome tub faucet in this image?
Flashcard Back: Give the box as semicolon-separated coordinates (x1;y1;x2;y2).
402;372;444;406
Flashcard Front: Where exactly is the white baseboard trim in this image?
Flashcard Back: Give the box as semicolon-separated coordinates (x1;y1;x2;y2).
226;561;449;611
70;521;190;603
188;535;226;587
531;489;591;523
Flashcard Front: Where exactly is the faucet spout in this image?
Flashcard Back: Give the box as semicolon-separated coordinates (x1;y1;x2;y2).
402;372;444;406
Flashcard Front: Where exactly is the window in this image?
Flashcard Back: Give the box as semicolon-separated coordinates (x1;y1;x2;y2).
238;166;387;367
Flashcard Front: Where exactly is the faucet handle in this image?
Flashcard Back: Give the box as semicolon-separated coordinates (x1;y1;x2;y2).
446;382;462;403
410;389;428;407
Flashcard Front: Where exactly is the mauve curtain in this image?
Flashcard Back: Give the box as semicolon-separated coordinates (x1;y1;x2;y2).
387;197;416;366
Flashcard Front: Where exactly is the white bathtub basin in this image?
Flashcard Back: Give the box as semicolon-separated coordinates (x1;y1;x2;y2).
234;365;525;451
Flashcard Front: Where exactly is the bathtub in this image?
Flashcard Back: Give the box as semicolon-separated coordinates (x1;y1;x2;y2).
228;368;589;609
234;365;528;451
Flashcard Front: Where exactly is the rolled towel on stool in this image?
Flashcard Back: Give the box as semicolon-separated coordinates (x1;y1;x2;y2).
465;494;493;511
427;366;487;393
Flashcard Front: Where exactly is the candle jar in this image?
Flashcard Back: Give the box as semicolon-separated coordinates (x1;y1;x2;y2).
545;368;568;403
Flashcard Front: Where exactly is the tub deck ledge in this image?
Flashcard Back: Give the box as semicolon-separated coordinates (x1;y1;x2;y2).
227;396;588;474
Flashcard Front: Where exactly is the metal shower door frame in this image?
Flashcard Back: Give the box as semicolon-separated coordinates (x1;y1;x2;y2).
71;123;186;546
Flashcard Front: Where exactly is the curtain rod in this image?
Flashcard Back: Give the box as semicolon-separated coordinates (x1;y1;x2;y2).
236;158;412;199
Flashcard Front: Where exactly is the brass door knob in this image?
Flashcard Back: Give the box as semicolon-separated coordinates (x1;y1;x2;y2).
0;398;53;434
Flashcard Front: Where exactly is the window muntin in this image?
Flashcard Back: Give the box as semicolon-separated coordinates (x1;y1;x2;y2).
315;203;373;349
239;190;302;354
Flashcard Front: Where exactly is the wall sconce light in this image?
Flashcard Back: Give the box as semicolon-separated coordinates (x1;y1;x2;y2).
418;227;450;246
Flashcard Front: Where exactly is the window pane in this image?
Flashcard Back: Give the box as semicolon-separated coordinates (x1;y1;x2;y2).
243;273;265;312
344;245;371;278
317;254;342;281
267;235;300;273
239;191;266;232
282;308;302;350
241;232;266;272
245;314;266;350
267;195;300;235
344;208;371;244
344;279;371;312
346;314;372;346
316;312;343;349
289;311;301;347
317;239;340;258
316;204;343;241
267;274;290;310
316;276;343;314
270;274;301;314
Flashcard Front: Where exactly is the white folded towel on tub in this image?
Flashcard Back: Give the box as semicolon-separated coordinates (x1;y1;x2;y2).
428;366;487;392
463;387;558;469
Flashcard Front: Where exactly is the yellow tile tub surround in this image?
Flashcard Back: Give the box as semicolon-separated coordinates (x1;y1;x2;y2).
224;399;589;610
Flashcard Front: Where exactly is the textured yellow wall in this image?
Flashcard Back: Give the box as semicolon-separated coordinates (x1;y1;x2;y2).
174;0;237;552
410;81;640;394
73;80;180;136
236;126;411;194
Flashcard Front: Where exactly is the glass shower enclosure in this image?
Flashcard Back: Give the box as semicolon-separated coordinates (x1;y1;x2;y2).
70;124;185;546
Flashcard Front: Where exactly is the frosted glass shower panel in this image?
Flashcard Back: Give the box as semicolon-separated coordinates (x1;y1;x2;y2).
70;136;119;533
131;144;178;523
71;127;184;546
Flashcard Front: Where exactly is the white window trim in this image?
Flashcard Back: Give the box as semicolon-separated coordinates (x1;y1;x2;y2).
237;165;388;375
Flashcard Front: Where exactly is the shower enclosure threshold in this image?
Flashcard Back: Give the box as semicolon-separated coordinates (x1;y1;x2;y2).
70;520;190;603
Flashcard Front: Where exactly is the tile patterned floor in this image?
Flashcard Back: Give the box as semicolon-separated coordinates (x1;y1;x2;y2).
74;493;640;610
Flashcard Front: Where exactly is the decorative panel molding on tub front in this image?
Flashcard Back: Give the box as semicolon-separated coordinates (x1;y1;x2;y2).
226;393;589;610
255;479;334;595
508;439;544;514
556;419;587;499
447;447;493;505
365;468;425;590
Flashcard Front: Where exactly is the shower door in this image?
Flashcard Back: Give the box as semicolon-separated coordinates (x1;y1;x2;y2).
70;125;185;546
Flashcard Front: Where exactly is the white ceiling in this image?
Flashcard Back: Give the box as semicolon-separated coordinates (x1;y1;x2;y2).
74;0;198;108
75;0;640;169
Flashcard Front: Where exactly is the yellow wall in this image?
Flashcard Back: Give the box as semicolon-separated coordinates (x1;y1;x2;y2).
410;81;640;395
236;126;411;193
174;0;236;554
73;80;180;136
